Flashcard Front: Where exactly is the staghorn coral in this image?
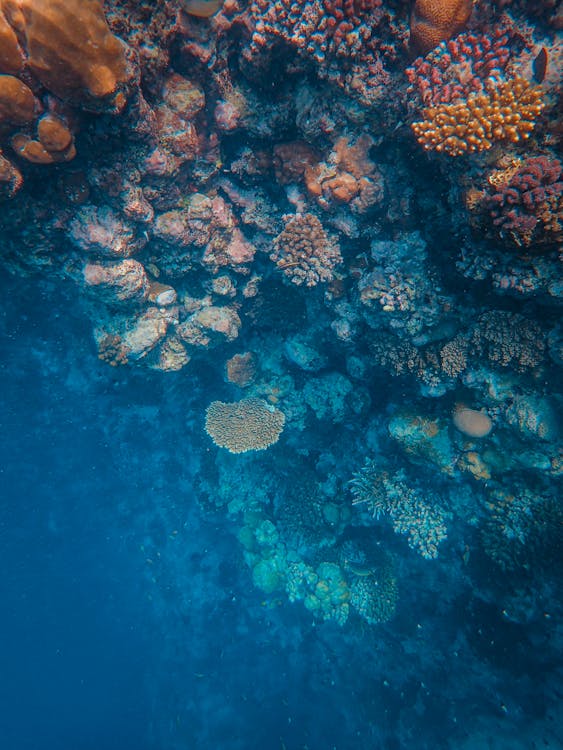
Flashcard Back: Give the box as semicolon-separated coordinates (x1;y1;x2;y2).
270;213;342;287
205;398;285;453
350;461;448;559
409;0;473;55
412;78;544;156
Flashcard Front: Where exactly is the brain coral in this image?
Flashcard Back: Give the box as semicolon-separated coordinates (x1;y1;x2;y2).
205;398;285;453
410;0;473;54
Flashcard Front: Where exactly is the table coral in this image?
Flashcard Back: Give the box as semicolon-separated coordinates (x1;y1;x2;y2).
205;398;285;453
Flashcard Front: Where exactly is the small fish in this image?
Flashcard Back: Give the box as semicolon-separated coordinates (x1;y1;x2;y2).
532;47;548;84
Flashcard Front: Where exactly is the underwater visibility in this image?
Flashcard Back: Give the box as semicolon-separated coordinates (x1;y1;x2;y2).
0;0;562;748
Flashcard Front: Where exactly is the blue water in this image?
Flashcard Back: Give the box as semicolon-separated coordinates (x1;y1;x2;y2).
1;276;561;749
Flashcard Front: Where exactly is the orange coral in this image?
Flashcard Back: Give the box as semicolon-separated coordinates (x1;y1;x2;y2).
304;135;384;213
1;0;131;110
412;78;544;156
410;0;472;54
0;8;24;74
0;73;38;125
0;146;22;196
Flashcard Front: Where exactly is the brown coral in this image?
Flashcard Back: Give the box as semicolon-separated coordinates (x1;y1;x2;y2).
225;352;257;387
412;78;544;157
205;398;285;453
410;0;472;55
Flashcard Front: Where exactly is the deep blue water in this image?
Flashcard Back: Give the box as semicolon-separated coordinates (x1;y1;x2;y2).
1;274;561;750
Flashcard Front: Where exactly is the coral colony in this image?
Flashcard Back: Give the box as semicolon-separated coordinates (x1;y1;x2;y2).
0;0;561;635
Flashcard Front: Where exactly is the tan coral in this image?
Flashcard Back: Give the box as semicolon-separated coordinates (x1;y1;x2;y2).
205;398;285;453
410;0;472;54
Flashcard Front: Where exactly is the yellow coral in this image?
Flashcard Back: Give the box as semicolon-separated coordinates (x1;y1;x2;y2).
205;398;285;453
412;78;544;157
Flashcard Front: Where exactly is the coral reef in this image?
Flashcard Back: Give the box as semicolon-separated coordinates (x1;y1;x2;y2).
0;0;560;661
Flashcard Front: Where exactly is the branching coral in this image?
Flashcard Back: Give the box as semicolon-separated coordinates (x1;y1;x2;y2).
270;213;342;287
350;461;448;559
481;487;563;572
482;155;563;248
471;310;546;372
406;31;512;107
205;398;285;453
412;77;544;156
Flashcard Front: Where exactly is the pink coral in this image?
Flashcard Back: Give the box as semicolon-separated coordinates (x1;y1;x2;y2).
406;30;512;107
484;155;563;248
